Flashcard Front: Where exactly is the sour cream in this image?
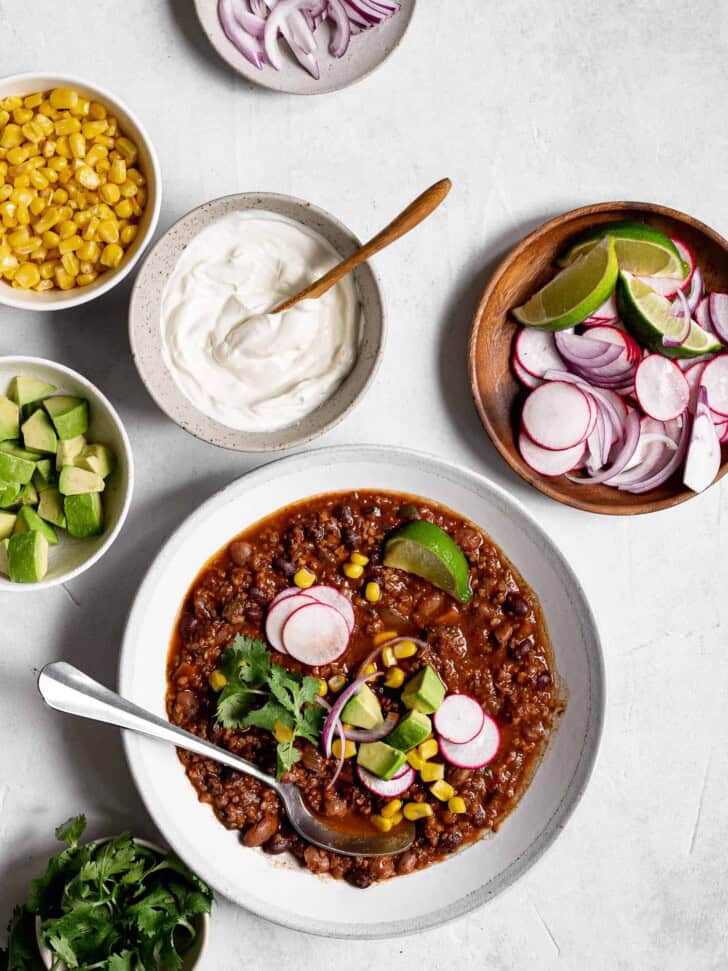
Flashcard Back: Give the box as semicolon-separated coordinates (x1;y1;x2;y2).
161;211;361;432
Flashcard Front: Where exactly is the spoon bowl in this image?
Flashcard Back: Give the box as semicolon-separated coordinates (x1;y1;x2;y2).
37;662;414;858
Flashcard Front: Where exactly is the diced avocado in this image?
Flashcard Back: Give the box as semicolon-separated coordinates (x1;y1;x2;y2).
401;666;446;715
0;395;19;441
9;375;56;407
0;442;40;461
14;505;58;545
21;409;57;454
0;538;8;576
38;488;66;529
75;443;115;479
59;466;104;496
0;481;20;507
16;482;38;506
341;683;383;730
44;395;88;440
386;710;432;752
0;511;16;540
0;450;35;485
56;434;86;471
64;492;103;538
357;741;407;781
32;458;55;491
7;530;48;583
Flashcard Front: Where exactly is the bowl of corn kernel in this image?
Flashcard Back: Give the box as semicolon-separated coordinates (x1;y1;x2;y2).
0;73;161;310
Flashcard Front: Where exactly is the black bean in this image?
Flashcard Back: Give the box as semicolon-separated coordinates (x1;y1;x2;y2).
273;556;296;577
342;527;359;548
336;504;354;526
537;671;552;690
504;591;529;616
397;503;419;520
509;636;533;661
345;868;372;889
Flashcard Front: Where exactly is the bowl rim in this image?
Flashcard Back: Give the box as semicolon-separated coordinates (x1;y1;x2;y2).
0;355;134;592
118;443;605;939
128;190;386;453
469;200;728;516
0;71;162;312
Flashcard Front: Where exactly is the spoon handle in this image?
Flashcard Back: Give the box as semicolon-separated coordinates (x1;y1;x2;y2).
272;176;452;314
37;661;280;793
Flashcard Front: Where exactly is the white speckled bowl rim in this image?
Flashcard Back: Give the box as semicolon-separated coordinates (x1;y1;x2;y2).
119;445;605;940
128;192;385;452
193;0;416;95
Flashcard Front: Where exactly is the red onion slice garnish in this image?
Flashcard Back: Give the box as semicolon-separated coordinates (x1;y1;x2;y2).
343;711;399;742
219;0;267;68
321;671;380;758
356;635;429;677
567;408;641;485
664;289;692;347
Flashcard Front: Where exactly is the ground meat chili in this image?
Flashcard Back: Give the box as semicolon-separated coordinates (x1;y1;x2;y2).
166;491;563;887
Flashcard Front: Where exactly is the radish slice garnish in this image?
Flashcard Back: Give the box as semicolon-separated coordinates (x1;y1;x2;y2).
684;361;709;413
356;764;415;798
439;714;500;769
685;266;703;314
589;292;618;320
634;355;689;422
512;354;542;389
282;602;350;666
684;387;722;494
518;432;585;477
708;294;728;345
265;591;317;653
699;356;728;418
695;295;713;334
433;694;485;745
305;585;355;633
514;328;564;378
521;381;593;451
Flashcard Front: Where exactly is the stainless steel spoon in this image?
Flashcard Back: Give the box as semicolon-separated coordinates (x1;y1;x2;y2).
37;662;415;858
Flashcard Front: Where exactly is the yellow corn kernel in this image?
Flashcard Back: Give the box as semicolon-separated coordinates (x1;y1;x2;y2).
430;780;455;802
0;109;8;128
406;750;426;772
273;719;294;744
126;166;145;186
389;811;404;826
120;224;137;246
81;119;107;140
41;230;60;249
403;802;433;822
54;116;81;137
394;640;417;660
76;165;100;190
94;133;115;148
370;815;393;833
97;218;119;243
16;155;43;174
208;669;227;692
83;216;100;241
105;116;119;136
13;261;40;289
50;88;79;110
363;663;377;676
61;252;80;277
327;674;346;693
381;645;396;668
115;136;137;163
364;581;381;603
85;143;107;169
316;678;328;697
21;121;44;144
77;239;100;262
30;245;47;263
95;158;110;176
58;219;76;240
99;181;120;205
35;114;54;136
6;146;28;166
114;199;132;219
39;260;56;280
420;762;445;783
342;562;364;579
373;630;397;646
384;667;405;689
28;169;48;191
69;132;86;159
59;234;82;255
22;92;42;109
55;267;76;290
350;552;369;566
7;225;29;247
12;107;32;125
69;96;90;118
109;158;126;184
10;186;32;208
13;175;31;191
448;796;467;814
74;208;92;228
76;271;97;286
0;187;11;205
0;96;22;111
88;101;107;121
15;205;30;226
100;242;123;268
29;196;46;216
418;738;439;761
47;156;67;173
55;204;73;222
332;738;356;760
0;124;22;149
54;135;71;158
380;799;402;819
293;567;315;589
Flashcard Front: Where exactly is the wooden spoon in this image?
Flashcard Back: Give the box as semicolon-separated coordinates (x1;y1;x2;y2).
270;177;452;315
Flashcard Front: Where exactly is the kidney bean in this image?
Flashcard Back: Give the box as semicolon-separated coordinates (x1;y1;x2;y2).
273;556;296;577
264;833;293;855
304;846;331;873
345;868;372;889
448;767;472;787
300;743;325;773
229;541;253;566
243;814;278;847
504;592;529;617
509;636;533;661
396;851;418;875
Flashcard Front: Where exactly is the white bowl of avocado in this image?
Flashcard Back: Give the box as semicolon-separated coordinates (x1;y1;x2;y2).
0;356;133;590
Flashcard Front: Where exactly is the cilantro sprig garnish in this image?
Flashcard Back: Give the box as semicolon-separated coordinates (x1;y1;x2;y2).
214;635;326;779
1;816;212;971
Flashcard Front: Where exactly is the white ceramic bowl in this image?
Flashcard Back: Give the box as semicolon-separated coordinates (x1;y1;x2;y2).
36;838;209;970
0;356;133;591
119;445;604;939
0;73;161;311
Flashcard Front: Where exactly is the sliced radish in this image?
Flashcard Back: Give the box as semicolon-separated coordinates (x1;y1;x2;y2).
585;324;641;364
684;361;708;413
512;354;542;389
433;694;485;745
695;295;713;334
265;592;317;654
357;764;415;798
282;602;350;666
721;422;728;443
514;328;564;378
518;431;585;477
684;388;721;494
699;356;728;417
439;714;500;769
709;294;728;345
634;355;689;422
521;381;593;450
270;587;308;606
589;292;618;319
685;266;703;314
305;585;355;633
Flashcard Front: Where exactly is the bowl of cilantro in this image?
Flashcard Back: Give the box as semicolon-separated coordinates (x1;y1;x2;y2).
2;814;211;970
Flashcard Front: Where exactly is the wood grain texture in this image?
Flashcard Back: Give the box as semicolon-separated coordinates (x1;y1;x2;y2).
469;201;728;515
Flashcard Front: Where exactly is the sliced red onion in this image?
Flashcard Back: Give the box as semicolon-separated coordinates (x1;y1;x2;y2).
620;417;690;493
554;331;623;366
234;3;266;35
219;0;267;67
356;636;429;677
664;289;691;347
327;0;352;56
685;266;703;314
321;672;379;757
567;409;640;485
343;711;399;742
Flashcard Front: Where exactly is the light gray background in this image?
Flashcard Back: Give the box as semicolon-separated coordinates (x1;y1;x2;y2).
1;2;727;968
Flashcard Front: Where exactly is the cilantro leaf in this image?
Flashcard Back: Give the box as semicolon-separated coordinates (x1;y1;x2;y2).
1;906;44;971
220;635;271;686
55;815;86;848
241;700;292;734
276;741;302;778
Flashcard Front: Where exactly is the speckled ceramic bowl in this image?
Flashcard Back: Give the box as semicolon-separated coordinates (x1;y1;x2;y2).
128;192;386;452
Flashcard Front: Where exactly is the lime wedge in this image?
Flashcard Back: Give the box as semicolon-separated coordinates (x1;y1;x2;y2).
383;520;472;604
617;272;721;359
559;221;687;278
513;236;619;331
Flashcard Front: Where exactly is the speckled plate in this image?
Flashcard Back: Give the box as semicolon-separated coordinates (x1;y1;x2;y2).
193;0;416;95
128;192;385;452
119;446;604;939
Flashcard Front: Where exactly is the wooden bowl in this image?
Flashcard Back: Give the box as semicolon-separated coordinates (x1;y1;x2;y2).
469;201;728;515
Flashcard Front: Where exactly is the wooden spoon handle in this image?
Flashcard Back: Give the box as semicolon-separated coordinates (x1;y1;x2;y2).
272;177;452;314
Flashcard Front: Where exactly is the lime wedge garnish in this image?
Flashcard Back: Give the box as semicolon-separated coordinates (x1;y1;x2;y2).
383;520;472;604
513;236;619;331
617;272;721;359
560;221;688;278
